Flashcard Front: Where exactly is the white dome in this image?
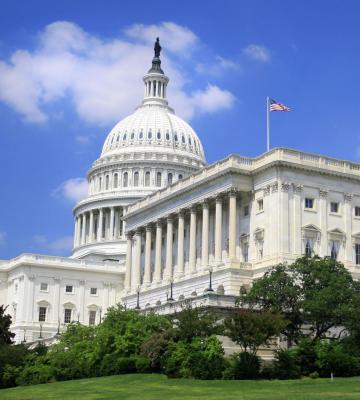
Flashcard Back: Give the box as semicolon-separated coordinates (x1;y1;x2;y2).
100;103;205;164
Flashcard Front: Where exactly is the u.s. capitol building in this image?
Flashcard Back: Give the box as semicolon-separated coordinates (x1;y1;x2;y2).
1;41;360;343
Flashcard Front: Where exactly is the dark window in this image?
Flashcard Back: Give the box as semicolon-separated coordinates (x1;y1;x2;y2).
305;239;313;257
89;310;96;326
145;171;150;186
355;206;360;217
39;307;46;322
330;202;339;213
330;241;338;260
90;287;97;295
356;243;360;265
64;309;72;324
148;130;152;139
156;172;162;187
168;173;173;185
65;285;73;293
305;198;314;209
257;199;263;211
157;131;161;139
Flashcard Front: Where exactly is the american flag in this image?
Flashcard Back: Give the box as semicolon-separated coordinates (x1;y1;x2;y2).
269;98;291;112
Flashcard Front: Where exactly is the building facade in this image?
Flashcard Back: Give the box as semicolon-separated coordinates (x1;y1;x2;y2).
1;41;360;342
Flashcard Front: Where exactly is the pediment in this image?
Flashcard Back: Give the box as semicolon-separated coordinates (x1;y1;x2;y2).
302;224;321;232
328;228;346;236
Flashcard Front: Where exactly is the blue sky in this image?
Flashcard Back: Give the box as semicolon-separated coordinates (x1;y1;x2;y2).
1;0;360;259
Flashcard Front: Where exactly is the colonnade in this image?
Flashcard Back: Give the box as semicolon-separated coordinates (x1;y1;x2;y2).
125;190;239;291
74;206;125;248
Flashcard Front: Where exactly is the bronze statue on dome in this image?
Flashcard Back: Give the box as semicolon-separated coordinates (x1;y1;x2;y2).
154;37;162;58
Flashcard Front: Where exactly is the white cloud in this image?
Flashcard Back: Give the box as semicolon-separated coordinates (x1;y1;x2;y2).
48;236;73;253
75;134;95;145
190;85;235;113
196;56;240;76
0;231;6;245
0;21;235;125
33;234;48;245
53;177;88;203
243;44;271;62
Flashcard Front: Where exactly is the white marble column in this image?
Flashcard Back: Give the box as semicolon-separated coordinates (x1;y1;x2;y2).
122;219;126;239
165;217;174;279
215;196;223;262
114;208;120;239
77;216;82;247
104;210;110;239
344;193;353;262
201;201;209;269
125;233;132;290
143;226;152;285
74;217;78;247
97;208;103;241
189;206;197;274
109;207;115;240
53;277;60;324
133;230;142;289
228;190;237;261
81;213;87;245
177;212;185;276
89;211;94;243
154;221;162;283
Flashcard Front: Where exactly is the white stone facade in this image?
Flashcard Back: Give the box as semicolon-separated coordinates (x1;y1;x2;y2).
1;42;360;343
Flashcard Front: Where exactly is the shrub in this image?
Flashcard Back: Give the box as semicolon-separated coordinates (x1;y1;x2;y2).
315;341;360;377
165;336;225;379
99;354;137;376
309;371;319;379
16;365;54;386
2;365;21;388
141;329;174;372
295;338;318;376
273;349;301;380
134;356;151;373
223;352;261;380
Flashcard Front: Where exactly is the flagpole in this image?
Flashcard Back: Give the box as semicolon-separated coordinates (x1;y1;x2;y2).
266;96;270;152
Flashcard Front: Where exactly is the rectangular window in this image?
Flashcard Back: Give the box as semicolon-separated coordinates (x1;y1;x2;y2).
356;243;360;265
330;202;339;213
355;206;360;217
304;238;313;257
90;287;97;295
244;205;249;216
64;308;72;324
38;306;46;322
89;310;96;326
257;199;263;212
242;244;249;262
40;282;48;292
305;198;314;209
65;285;73;293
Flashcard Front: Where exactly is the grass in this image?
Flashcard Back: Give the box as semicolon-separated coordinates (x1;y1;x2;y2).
1;374;360;400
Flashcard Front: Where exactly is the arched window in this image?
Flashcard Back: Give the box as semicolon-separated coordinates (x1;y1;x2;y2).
168;173;173;185
174;133;178;142
148;130;152;139
188;137;192;146
123;133;127;141
181;135;185;144
105;175;109;190
134;171;139;187
139;130;143;139
116;134;120;142
156;172;162;187
113;173;118;188
145;171;150;187
131;131;135;140
166;132;170;141
157;131;161;139
178;174;183;180
98;177;102;191
123;172;128;187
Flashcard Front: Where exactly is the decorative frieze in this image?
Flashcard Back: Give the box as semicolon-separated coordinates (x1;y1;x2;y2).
319;188;329;198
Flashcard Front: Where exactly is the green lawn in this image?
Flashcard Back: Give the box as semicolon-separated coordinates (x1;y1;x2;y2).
1;374;360;400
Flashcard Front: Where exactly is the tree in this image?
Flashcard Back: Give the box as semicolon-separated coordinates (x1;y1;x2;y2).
239;256;356;343
223;309;287;355
0;305;15;345
169;305;220;343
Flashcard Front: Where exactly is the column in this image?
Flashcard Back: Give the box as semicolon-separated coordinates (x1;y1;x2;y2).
53;277;60;325
89;211;94;243
319;189;328;257
201;201;209;268
215;196;223;262
104;209;110;239
97;208;103;241
189;206;197;274
293;184;303;256
177;212;185;276
143;226;152;285
114;208;120;239
81;213;86;245
133;230;142;289
125;233;132;290
344;193;353;262
165;217;174;279
73;217;78;248
228;190;237;261
109;207;115;240
154;221;162;283
77;216;82;247
122;219;126;239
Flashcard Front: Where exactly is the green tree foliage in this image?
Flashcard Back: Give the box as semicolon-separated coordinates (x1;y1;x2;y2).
224;309;287;355
0;305;15;345
240;256;357;342
164;336;225;379
273;349;301;380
